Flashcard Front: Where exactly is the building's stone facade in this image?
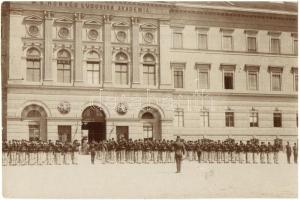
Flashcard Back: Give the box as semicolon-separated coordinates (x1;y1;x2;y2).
2;2;298;143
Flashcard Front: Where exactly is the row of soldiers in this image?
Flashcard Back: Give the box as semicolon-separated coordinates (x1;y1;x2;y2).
2;139;80;166
88;138;297;165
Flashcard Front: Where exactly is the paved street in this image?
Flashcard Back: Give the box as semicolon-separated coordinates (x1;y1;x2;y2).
2;156;298;198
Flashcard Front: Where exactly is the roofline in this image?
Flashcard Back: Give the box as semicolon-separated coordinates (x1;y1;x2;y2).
173;3;298;16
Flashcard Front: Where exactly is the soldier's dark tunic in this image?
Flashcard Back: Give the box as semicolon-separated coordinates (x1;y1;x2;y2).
173;138;185;173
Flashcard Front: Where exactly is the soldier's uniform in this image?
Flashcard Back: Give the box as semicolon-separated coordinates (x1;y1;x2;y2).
216;141;221;163
260;142;267;164
89;142;96;164
2;141;9;166
102;141;108;164
245;141;251;164
239;141;245;164
293;143;297;164
119;139;126;163
152;140;159;163
111;139;117;163
273;143;280;164
196;141;202;163
55;141;63;165
10;141;17;165
36;141;43;165
47;141;55;165
127;139;135;163
170;140;175;163
28;141;36;165
267;142;273;164
72;140;80;165
161;140;168;163
20;141;28;165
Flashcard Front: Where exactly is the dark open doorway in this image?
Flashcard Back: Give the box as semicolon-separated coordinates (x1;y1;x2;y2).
82;106;106;143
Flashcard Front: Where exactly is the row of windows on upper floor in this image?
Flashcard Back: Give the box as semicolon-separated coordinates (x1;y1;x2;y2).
172;29;298;55
174;109;298;128
172;63;298;92
25;47;298;92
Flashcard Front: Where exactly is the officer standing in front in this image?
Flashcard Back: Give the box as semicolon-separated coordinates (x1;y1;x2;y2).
293;143;297;164
286;142;292;164
174;136;186;173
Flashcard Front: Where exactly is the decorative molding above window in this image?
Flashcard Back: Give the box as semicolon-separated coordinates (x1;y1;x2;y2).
140;23;157;31
170;24;184;31
244;29;258;35
84;19;102;26
54;16;73;25
23;15;43;24
220;64;236;71
195;26;209;32
291;67;298;73
112;21;130;28
291;32;298;38
220;28;234;34
244;65;260;71
268;66;283;73
171;62;186;69
195;63;211;70
268;31;281;37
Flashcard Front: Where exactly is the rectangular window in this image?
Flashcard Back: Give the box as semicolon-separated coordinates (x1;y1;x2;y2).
29;124;40;141
174;70;183;88
294;40;298;55
225;112;234;127
115;63;128;85
248;72;258;90
58;125;71;142
272;73;281;91
174;109;184;127
87;61;100;84
199;71;209;89
200;111;209;127
143;123;153;139
173;32;182;48
224;72;234;89
143;64;156;86
247;37;257;52
222;35;232;50
273;113;282;127
271;38;280;54
249;111;259;127
57;60;71;83
26;59;40;82
198;34;208;49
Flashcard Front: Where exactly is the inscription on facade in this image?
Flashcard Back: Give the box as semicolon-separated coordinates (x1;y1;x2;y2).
33;2;150;14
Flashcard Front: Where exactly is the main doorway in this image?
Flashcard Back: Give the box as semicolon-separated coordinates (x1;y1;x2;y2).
82;106;106;142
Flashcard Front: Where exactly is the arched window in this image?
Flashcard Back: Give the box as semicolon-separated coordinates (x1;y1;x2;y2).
86;51;100;84
21;104;47;141
57;50;71;83
26;48;41;82
143;53;156;86
115;52;128;85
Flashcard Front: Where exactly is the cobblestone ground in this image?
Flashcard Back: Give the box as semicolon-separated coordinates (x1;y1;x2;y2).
2;155;298;198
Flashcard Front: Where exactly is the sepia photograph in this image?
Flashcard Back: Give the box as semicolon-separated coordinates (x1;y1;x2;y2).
1;0;298;198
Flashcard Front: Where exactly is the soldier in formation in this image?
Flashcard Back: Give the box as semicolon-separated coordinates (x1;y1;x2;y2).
2;139;80;166
3;138;296;166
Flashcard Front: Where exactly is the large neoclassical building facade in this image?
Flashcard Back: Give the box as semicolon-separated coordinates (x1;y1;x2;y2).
1;1;298;142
